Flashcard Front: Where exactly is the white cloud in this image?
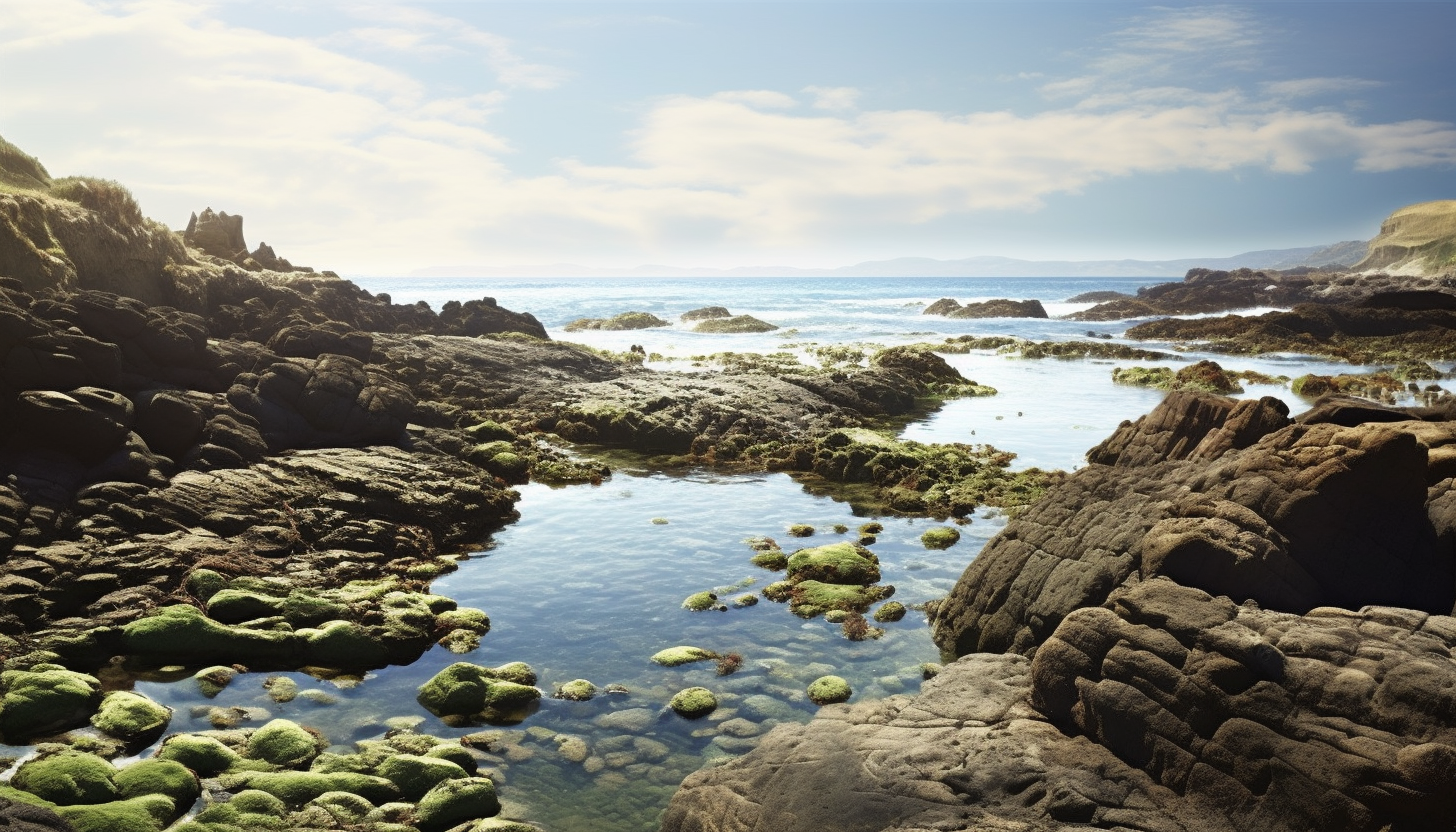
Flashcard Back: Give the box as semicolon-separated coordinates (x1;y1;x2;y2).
0;1;1452;271
804;86;861;110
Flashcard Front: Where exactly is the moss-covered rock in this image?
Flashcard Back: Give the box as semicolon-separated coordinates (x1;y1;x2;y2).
185;569;228;603
246;719;321;768
297;620;390;668
193;788;288;826
650;647;717;667
298;790;375;824
221;771;400;809
113;759;199;810
376;754;468;801
414;777;501;832
416;663;542;724
681;591;722;612
552;680;597;701
872;601;907;623
55;794;175;832
156;734;241;776
919;526;961;549
668;687;718;719
423;745;478;775
122;606;297;663
193;666;238;699
749;549;788;570
693;315;778;333
11;750;118;805
90;691;171;746
786;524;814;538
788;581;895;618
206;590;284;624
807;676;852;706
785;542;880;584
0;665;102;743
762;581;795;602
563;312;668;332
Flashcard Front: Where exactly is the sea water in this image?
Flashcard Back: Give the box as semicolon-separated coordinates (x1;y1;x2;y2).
28;277;1420;831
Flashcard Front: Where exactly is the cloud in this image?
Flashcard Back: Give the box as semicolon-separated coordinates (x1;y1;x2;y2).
0;1;1452;271
804;86;861;110
1261;77;1383;100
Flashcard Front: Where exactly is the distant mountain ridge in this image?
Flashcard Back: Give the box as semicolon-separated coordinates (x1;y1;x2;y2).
411;240;1369;279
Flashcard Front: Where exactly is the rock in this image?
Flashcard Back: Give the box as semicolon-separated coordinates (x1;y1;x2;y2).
935;399;1456;658
562;312;668;332
662;655;1200;832
226;353;414;451
680;306;731;321
112;759;199;809
10;750;118;805
0;796;72;832
416;663;542;724
872;601;906;623
552;680;597;701
89;691;171;746
155;734;241;775
376;754;469;801
651;646;717;667
785;542;879;584
669;687;718;719
925;298;1048;319
246;718;322;767
693;315;778;333
785;581;894;619
221;771;401;809
0;664;102;743
919;527;960;549
681;592;722;612
413;777;502;832
185;207;247;260
806;675;851;705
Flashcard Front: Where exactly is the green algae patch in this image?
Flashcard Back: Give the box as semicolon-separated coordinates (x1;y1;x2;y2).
222;771;401;809
786;542;880;584
206;590;284;624
156;734;241;776
414;777;502;832
669;687;718;719
552;679;598;701
749;549;788;570
11;750;118;805
807;676;853;706
417;663;542;725
56;794;176;832
247;719;322;768
193;666;238;698
563;311;668;332
919;527;961;550
113;759;199;808
693;315;778;333
873;601;908;623
91;691;171;746
681;591;723;612
788;581;895;619
650;646;717;667
122;606;296;664
297;620;390;668
376;754;468;801
0;664;102;743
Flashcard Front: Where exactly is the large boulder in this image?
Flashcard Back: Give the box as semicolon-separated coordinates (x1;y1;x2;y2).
226;354;414;451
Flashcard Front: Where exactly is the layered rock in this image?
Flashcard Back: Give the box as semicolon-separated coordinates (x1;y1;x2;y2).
1353;199;1456;276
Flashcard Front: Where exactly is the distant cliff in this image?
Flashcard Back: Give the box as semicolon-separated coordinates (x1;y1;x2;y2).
1355;199;1456;276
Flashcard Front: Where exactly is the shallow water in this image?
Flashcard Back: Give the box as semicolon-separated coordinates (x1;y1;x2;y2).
6;276;1441;831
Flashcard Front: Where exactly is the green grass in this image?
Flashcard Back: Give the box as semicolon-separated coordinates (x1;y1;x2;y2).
0;133;51;192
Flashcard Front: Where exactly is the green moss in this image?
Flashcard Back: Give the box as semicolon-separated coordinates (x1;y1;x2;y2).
423;744;478;775
206;590;284;624
221;771;400;809
91;691;171;745
872;601;907;623
788;580;895;618
787;524;815;538
486;452;528;482
919;527;961;550
563;311;668;332
0;665;102;742
246;719;320;768
749;549;788;570
552;679;597;701
437;608;491;635
669;687;718;719
192;666;238;699
414;777;502;832
807;676;852;706
693;315;778;333
55;794;175;832
122;606;297;663
185;570;228;602
297;619;391;668
113;759;199;808
376;754;468;801
416;663;541;722
193;789;287;825
156;735;241;776
486;662;537;686
464;421;517;442
681;591;722;611
302;790;375;823
650;646;717;667
786;542;880;584
11;750;118;805
762;581;795;602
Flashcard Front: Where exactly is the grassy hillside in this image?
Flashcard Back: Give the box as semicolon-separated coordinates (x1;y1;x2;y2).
0;134;52;191
1355;200;1456;276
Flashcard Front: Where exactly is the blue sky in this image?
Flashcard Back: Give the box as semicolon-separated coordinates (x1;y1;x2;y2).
1;1;1454;274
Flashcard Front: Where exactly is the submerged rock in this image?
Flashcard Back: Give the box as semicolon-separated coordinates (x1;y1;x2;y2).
651;646;717;667
563;311;668;332
416;662;542;725
693;315;778;333
805;675;851;706
669;687;718;719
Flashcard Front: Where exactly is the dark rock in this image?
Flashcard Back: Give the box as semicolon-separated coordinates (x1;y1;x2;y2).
185;207;247;260
926;298;1049;318
680;306;731;322
227;354;414;451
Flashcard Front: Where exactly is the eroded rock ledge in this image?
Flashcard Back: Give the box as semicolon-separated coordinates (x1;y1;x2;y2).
665;390;1456;832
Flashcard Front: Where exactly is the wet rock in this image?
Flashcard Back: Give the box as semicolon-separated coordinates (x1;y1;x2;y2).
563;312;668;332
669;688;718;719
414;777;502;832
785;542;879;584
0;664;101;743
416;663;542;725
680;307;731;322
924;298;1049;319
693;315;778;333
552;680;597;702
89;691;170;747
919;526;960;549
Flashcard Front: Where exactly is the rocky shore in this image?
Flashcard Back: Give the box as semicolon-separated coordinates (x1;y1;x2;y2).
664;390;1456;831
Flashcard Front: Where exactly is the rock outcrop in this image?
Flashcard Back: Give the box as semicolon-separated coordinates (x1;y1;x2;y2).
1353;199;1456;276
925;298;1049;318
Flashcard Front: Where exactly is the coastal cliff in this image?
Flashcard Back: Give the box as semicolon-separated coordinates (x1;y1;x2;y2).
1354;200;1456;276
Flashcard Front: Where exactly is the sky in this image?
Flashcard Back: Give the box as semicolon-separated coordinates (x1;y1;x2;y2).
1;0;1454;275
